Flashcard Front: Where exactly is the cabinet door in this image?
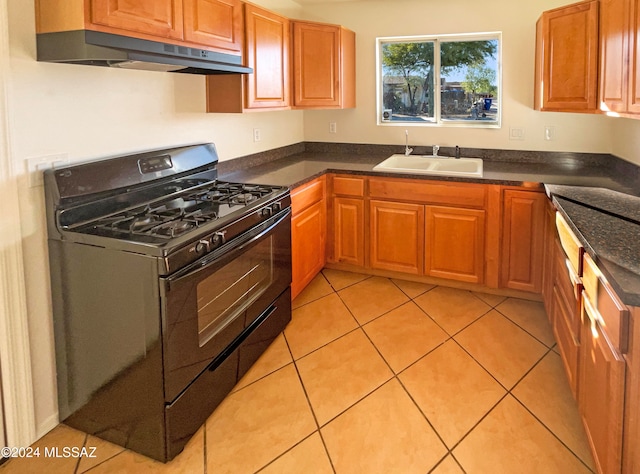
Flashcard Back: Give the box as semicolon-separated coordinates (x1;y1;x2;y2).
580;296;626;474
333;197;364;267
542;201;557;319
244;4;290;109
183;0;243;54
534;0;598;111
600;0;631;113
91;0;184;40
292;22;341;108
424;206;485;284
370;200;423;275
501;190;546;293
628;0;640;113
291;200;326;300
552;285;580;398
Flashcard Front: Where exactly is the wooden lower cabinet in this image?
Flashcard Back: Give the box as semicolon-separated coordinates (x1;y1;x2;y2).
332;197;364;266
424;206;485;284
624;307;640;474
369;200;424;275
501;189;546;292
291;178;326;300
580;294;626;474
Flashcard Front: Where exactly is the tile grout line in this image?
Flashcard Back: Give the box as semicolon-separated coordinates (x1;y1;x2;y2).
387;281;589;471
280;330;338;474
335;278;455;470
508;347;597;473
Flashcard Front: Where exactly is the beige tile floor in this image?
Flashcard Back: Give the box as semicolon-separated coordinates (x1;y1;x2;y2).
1;269;595;474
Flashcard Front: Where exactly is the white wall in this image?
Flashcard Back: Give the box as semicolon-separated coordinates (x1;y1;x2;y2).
6;0;304;437
610;118;640;166
298;0;613;154
3;0;638;443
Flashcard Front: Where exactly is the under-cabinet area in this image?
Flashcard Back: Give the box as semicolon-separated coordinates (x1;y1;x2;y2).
286;169;640;474
292;174;545;297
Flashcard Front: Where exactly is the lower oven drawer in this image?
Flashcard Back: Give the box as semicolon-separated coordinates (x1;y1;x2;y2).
164;287;291;460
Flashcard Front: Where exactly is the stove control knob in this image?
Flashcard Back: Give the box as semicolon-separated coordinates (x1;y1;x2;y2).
261;206;273;217
272;202;282;212
195;240;211;254
211;231;226;246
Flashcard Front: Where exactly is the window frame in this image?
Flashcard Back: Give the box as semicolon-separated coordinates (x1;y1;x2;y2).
376;32;502;128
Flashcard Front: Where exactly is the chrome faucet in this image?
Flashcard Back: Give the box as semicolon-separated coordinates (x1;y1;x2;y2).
432;145;440;156
405;130;413;156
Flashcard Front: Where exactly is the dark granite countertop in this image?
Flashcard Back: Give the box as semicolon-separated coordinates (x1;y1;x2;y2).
218;142;640;306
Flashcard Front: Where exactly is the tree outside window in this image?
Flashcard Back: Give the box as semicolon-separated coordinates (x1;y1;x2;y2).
377;33;501;127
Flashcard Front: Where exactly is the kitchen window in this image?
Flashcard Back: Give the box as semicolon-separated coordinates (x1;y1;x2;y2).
376;33;501;128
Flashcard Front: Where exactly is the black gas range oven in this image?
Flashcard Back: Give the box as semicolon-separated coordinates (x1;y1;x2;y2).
44;143;292;462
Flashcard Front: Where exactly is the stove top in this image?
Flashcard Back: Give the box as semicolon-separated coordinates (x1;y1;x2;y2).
44;144;292;273
79;181;284;241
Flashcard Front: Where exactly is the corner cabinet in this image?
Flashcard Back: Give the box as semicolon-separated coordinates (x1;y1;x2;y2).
328;175;365;267
37;0;244;55
291;21;356;109
500;189;546;293
600;0;640;115
290;177;326;300
534;0;599;112
206;3;290;112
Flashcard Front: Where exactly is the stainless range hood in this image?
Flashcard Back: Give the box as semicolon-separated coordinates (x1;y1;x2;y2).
36;30;253;75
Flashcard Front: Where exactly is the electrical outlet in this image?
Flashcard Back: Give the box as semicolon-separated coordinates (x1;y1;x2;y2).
253;128;261;142
329;122;337;133
509;127;525;141
26;153;69;187
545;126;556;141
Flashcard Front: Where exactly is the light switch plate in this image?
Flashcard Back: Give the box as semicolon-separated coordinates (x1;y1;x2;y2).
509;127;525;141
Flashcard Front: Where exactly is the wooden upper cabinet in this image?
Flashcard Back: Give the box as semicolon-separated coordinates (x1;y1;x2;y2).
600;0;630;113
534;0;599;112
206;3;289;112
292;21;356;109
600;0;640;115
183;0;243;54
38;0;244;56
628;0;640;113
243;4;289;108
90;0;184;40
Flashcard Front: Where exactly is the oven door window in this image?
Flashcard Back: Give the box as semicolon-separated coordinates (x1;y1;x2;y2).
197;236;274;347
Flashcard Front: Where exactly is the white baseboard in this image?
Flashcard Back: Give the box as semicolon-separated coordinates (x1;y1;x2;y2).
36;412;60;440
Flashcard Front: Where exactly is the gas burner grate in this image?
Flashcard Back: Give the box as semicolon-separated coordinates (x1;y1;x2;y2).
79;180;281;241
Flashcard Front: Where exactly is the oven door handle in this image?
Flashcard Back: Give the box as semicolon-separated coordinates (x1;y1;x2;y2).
206;302;277;373
167;208;290;285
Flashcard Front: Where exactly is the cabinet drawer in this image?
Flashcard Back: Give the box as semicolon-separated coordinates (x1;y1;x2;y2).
554;239;582;337
555;212;584;276
291;177;325;216
369;177;486;208
552;285;579;397
332;175;365;197
582;253;629;353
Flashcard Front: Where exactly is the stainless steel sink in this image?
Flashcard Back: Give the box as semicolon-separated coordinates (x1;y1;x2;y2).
373;154;483;178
